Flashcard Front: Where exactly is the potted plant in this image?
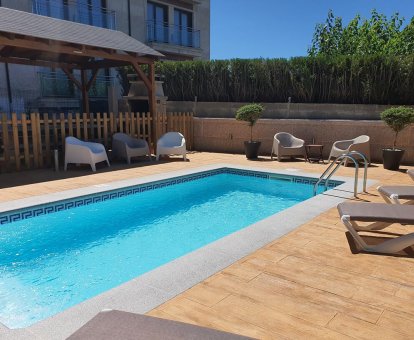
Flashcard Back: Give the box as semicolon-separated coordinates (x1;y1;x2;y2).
380;106;414;170
235;103;264;159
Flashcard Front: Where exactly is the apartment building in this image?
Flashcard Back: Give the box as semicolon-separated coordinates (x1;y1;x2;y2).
0;0;210;113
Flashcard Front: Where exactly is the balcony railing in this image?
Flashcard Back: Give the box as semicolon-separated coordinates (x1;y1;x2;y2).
32;0;116;30
146;21;200;48
39;72;115;98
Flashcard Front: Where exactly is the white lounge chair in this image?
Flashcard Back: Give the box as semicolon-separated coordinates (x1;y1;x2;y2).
156;132;187;161
64;136;110;172
338;202;414;254
377;170;414;204
112;133;151;164
328;135;371;165
271;132;306;161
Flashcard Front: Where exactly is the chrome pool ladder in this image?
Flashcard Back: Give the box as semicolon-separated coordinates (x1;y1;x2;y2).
313;151;368;197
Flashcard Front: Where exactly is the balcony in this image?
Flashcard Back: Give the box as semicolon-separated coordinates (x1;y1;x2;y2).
146;21;200;49
38;72;115;98
32;0;116;30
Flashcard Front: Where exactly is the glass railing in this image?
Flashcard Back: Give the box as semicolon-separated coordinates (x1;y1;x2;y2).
38;72;114;98
146;21;200;48
32;0;116;30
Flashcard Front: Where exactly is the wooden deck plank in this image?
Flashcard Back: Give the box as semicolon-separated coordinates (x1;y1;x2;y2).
377;310;414;337
352;286;414;316
159;297;280;339
213;295;352;339
328;313;410;340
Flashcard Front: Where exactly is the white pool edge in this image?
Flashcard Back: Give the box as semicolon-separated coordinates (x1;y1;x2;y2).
0;164;376;340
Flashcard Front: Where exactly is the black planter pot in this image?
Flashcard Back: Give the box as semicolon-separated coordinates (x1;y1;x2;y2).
382;148;404;170
244;141;261;159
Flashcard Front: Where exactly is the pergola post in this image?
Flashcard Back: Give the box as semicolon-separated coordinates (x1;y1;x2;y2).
130;61;157;149
148;61;157;146
81;69;90;114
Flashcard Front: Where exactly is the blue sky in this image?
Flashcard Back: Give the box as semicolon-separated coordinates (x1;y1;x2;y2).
211;0;414;59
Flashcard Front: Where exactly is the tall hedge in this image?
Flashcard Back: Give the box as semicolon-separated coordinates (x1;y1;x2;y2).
153;56;414;104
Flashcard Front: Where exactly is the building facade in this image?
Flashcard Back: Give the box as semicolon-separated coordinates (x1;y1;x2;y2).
0;0;210;113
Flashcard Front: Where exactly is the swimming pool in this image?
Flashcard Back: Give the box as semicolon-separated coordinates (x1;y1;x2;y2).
0;167;342;329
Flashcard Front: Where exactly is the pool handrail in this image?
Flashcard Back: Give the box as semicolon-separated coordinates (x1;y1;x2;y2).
313;150;369;198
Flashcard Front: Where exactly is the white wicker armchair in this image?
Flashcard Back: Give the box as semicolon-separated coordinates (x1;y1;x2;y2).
64;137;110;172
271;132;306;161
156;132;187;161
112;133;151;164
328;135;371;165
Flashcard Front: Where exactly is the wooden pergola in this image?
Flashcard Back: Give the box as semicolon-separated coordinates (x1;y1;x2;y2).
0;7;163;126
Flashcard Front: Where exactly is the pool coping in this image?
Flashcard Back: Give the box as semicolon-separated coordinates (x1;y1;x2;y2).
0;164;376;339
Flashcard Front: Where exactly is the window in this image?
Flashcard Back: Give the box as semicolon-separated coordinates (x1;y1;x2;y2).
147;2;168;43
78;0;107;27
33;0;114;29
173;8;193;47
34;0;68;20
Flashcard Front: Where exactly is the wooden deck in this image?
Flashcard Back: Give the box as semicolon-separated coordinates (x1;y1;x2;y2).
1;152;413;339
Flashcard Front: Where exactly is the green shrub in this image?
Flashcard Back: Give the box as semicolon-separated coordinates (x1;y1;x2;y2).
380;106;414;148
235;103;264;141
151;56;414;105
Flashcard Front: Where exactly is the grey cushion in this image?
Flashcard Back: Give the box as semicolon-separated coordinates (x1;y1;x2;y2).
338;203;414;224
378;186;414;199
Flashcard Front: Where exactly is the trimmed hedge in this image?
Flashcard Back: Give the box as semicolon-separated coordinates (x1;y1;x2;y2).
154;56;414;104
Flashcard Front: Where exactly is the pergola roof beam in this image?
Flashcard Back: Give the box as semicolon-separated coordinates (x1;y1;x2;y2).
0;56;77;69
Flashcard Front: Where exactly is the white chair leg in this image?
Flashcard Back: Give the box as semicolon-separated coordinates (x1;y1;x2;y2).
183;154;187;161
156;154;160;161
64;162;68;171
91;163;97;172
106;159;110;167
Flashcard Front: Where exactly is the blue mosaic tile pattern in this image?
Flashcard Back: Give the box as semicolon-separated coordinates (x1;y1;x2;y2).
0;168;342;225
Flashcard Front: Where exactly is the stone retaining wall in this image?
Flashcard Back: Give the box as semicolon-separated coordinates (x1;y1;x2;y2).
167;101;394;120
193;118;414;164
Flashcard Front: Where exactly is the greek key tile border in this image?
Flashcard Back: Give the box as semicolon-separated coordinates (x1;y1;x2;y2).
0;168;342;225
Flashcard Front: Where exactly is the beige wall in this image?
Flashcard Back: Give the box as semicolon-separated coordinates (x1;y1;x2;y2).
193;118;414;164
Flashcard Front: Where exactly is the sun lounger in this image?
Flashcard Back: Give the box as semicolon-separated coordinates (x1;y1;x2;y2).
377;170;414;204
338;202;414;254
67;310;254;340
378;185;414;204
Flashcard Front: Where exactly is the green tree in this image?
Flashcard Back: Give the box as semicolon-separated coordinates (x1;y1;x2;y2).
308;10;411;56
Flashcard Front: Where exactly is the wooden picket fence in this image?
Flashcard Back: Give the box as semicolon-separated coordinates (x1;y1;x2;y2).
0;112;193;172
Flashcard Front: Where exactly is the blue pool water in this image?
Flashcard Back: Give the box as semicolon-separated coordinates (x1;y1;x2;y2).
0;172;327;328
